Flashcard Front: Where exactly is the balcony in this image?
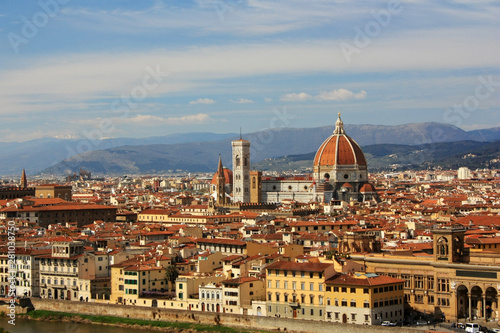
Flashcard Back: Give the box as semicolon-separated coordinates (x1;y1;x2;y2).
288;302;300;308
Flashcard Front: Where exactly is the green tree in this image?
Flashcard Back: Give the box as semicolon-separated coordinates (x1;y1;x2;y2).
165;264;179;291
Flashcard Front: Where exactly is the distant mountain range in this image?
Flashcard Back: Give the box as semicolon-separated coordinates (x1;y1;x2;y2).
34;122;500;176
252;140;500;172
0;132;237;176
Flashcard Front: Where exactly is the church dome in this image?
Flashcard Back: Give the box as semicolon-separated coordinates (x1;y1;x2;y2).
211;168;233;185
313;113;366;168
359;183;376;193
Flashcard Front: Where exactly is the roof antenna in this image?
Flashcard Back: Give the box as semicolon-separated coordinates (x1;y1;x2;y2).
239;127;242;140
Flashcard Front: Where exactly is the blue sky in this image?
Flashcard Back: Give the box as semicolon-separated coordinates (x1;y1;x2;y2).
0;0;499;142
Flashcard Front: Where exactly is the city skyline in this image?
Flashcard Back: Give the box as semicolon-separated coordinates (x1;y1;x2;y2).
0;0;499;142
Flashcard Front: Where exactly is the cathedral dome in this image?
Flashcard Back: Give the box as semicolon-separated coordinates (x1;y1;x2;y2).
211;168;233;185
313;113;366;168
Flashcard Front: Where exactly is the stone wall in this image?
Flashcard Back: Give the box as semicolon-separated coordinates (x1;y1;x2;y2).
30;298;421;333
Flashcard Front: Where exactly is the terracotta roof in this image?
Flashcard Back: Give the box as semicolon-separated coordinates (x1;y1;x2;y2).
211;168;233;185
313;134;366;167
325;273;404;286
222;276;259;285
266;261;333;272
196;238;246;246
360;183;376;192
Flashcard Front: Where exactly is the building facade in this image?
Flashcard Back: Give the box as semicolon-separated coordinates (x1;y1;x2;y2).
244;114;377;204
265;261;336;320
351;226;500;322
324;273;404;325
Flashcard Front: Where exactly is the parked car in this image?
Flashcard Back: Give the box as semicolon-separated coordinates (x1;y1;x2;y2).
381;321;397;326
465;323;480;333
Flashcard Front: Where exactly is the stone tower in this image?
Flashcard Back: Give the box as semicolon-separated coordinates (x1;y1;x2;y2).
216;155;227;204
432;226;466;263
249;170;262;203
232;138;250;203
20;169;27;189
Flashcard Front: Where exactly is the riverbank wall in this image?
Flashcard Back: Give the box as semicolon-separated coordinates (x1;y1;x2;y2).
30;298;420;333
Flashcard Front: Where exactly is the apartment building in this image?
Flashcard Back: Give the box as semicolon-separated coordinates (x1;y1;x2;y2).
324;272;404;325
265;261;336;320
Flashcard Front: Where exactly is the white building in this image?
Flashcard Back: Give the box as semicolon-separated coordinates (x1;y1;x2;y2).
457;167;471;180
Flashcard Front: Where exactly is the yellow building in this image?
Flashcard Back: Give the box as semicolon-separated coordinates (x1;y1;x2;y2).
110;262;166;306
350;226;500;322
221;276;265;314
35;184;72;200
265;261;336;320
324;272;404;325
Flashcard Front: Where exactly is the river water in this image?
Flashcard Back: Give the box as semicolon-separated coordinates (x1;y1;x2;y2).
0;316;150;333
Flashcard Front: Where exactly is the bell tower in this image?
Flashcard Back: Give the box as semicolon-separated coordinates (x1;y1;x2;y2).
215;155;228;205
432;226;466;263
20;169;27;189
232;138;250;203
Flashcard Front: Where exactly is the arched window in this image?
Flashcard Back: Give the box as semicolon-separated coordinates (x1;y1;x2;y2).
437;237;448;257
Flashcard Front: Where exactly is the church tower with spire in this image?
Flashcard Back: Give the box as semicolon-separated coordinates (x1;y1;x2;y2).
20;169;27;189
216;155;228;204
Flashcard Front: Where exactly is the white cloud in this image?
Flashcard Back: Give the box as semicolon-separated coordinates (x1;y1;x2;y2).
264;98;273;102
281;89;367;102
63;1;361;36
231;98;254;104
315;89;367;101
280;92;312;102
189;98;216;105
1;32;498;114
113;113;213;125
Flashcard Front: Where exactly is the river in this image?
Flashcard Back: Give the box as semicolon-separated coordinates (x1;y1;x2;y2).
0;316;150;333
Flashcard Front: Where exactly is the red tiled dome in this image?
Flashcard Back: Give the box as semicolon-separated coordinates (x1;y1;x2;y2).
211;168;233;185
313;114;366;168
359;183;376;192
